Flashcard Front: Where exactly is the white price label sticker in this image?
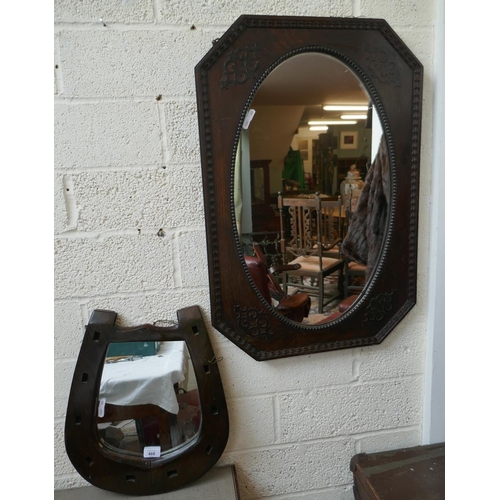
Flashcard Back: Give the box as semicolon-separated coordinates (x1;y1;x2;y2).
143;446;161;458
98;398;106;418
242;109;256;129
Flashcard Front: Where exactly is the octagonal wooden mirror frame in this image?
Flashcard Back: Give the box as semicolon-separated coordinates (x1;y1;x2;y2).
195;15;423;361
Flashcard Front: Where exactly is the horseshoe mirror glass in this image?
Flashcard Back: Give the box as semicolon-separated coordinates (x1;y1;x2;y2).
97;341;201;456
195;15;423;360
235;52;387;325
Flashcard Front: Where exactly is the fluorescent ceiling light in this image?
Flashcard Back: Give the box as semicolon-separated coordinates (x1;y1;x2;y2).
308;120;357;125
323;105;369;111
341;114;367;120
309;126;328;131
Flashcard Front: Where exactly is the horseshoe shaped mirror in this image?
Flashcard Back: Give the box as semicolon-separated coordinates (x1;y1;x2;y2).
64;306;229;496
195;15;423;360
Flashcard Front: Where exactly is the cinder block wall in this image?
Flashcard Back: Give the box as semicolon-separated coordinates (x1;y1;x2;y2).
54;1;437;498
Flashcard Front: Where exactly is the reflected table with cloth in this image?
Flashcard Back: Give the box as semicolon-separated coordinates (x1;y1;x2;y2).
97;341;188;451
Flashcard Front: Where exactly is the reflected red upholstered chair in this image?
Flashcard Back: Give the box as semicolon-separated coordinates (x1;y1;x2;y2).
244;255;311;323
316;294;359;324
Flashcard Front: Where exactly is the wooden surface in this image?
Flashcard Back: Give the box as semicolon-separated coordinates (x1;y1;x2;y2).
54;465;240;500
350;443;445;500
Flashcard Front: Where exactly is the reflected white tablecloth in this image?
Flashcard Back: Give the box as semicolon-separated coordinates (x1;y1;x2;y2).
99;341;188;414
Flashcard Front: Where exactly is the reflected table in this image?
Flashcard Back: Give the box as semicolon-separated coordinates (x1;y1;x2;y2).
97;341;188;451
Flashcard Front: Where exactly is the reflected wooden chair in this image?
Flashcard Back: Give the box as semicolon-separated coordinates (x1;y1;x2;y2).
278;193;345;313
344;261;367;296
342;208;367;297
319;195;345;259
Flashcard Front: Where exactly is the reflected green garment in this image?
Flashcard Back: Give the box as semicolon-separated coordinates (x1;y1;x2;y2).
282;149;305;189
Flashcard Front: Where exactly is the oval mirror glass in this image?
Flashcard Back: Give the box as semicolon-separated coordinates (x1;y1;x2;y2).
97;340;201;457
235;53;388;325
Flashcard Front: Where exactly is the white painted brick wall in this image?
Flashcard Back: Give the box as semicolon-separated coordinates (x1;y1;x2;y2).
54;1;437;498
58;30;217;98
54;1;156;24
55;235;176;297
54;102;163;168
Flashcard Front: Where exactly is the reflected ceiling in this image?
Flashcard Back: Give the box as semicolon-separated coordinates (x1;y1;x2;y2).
251;53;370;127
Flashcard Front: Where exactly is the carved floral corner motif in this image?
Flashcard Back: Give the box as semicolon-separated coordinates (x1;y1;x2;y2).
364;46;401;87
220;43;262;89
362;289;397;325
234;305;273;340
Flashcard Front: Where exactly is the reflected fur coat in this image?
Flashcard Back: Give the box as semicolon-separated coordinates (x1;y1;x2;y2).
341;136;390;279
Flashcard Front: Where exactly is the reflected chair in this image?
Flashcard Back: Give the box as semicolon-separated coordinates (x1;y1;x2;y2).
342;208;367;297
344;261;367;296
251;243;296;302
319;195;345;259
244;254;311;323
278;193;345;313
316;294;360;324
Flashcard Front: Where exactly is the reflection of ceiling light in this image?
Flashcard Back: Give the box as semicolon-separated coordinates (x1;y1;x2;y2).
341;114;367;120
323;105;369;111
308;120;357;125
309;126;328;131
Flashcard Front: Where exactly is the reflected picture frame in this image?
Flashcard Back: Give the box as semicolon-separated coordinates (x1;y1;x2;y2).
340;131;358;149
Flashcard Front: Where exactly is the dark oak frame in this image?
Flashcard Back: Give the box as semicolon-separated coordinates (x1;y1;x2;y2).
64;306;229;496
195;15;423;361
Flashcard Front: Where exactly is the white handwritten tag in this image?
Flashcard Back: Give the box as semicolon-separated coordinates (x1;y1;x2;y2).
143;446;161;458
